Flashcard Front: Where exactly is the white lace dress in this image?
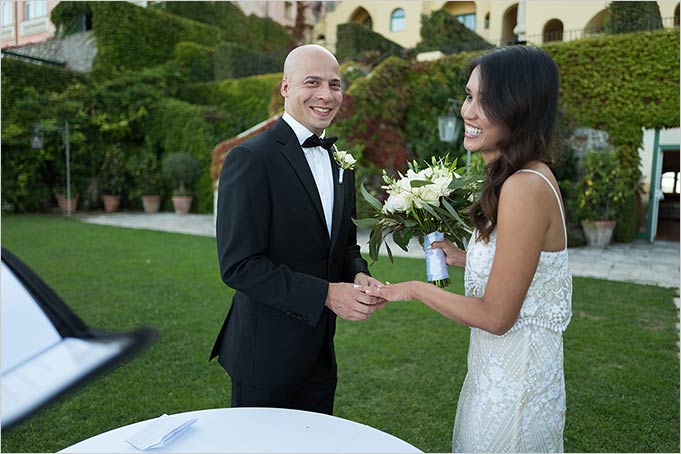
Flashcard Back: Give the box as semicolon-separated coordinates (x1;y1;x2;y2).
452;170;573;453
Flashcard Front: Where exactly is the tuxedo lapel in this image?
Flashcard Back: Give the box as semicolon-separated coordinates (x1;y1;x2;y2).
274;121;327;231
329;152;343;249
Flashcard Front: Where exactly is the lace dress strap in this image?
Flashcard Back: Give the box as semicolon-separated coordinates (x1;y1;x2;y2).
516;169;567;249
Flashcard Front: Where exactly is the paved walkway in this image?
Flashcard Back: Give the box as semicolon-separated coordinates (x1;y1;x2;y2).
81;212;680;291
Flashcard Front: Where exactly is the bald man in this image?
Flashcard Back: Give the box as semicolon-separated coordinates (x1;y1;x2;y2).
210;45;385;414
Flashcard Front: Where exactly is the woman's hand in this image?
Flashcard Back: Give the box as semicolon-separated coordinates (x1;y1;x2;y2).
364;281;416;302
430;238;466;268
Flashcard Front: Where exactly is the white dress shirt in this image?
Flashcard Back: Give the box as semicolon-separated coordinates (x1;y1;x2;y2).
282;112;334;237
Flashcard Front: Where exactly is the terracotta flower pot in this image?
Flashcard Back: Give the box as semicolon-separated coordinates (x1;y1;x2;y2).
171;196;192;214
581;220;616;248
102;194;121;213
55;193;79;214
141;195;161;213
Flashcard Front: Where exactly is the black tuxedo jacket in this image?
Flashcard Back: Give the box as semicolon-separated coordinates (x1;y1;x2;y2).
210;118;369;388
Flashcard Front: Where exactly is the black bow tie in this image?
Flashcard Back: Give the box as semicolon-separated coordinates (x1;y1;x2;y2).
302;135;338;151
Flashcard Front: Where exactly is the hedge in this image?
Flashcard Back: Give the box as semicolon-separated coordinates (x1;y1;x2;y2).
0;57;86;109
214;42;284;80
544;28;679;240
1;59;89;212
151;1;295;53
5;1;293;215
171;41;215;83
606;1;664;34
177;73;283;141
145;98;215;213
57;1;223;77
417;9;493;55
335;28;679;241
49;0;93;37
336;22;405;64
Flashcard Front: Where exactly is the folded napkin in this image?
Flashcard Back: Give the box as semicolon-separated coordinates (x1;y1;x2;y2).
126;414;197;451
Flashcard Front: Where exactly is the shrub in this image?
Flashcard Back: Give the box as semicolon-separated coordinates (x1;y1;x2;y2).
87;1;221;78
162;152;201;196
340;61;368;91
576;150;629;221
417;10;493;55
172;41;215;82
605;1;664;34
214;42;284;80
99;145;126;195
127;147;161;197
544;28;679;240
336;22;404;64
151;1;295;53
50;1;93;36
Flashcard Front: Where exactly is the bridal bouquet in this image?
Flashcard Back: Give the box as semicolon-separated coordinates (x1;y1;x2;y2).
355;156;482;287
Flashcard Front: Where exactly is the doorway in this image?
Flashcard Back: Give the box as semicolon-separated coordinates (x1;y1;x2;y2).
656;147;680;241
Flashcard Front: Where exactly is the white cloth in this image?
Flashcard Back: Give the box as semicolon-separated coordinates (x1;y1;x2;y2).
283;112;334;237
452;170;572;453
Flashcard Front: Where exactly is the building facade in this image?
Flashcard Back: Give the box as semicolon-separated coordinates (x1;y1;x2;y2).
1;0;60;48
1;0;149;49
237;1;336;43
314;1;680;52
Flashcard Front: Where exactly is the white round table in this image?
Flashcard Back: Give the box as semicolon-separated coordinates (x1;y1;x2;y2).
60;407;423;453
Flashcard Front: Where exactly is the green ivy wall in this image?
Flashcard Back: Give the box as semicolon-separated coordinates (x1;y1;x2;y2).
336;28;679;242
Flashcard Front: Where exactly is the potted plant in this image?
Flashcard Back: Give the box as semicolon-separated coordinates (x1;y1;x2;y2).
162;152;201;214
129;148;162;213
54;186;79;214
99;145;126;213
576;149;628;247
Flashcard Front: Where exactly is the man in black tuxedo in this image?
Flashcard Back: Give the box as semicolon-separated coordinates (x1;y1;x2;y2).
211;44;386;415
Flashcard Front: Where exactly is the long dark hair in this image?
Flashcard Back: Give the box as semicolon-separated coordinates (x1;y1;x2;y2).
467;46;559;242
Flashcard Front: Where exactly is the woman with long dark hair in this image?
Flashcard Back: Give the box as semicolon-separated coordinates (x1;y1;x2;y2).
366;46;572;452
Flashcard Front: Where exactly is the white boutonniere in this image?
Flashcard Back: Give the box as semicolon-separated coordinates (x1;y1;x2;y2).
332;149;356;184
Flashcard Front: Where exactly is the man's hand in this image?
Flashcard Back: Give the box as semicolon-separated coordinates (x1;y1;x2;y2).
325;282;387;321
354;272;385;288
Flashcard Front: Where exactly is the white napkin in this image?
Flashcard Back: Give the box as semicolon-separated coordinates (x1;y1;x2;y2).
125;414;197;451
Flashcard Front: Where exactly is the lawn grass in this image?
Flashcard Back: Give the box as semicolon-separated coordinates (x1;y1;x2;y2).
1;214;679;453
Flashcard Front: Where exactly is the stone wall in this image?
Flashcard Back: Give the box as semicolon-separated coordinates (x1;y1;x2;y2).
4;31;96;72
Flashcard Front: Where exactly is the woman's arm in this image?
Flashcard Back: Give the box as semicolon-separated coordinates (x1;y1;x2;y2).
370;173;553;335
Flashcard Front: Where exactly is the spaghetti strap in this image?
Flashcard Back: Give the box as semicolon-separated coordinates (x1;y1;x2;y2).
516;169;568;249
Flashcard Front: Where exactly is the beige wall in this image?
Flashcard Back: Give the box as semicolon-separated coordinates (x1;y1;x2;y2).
315;1;433;51
316;1;680;52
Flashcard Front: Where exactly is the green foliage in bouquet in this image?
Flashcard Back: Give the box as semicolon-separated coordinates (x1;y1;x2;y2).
355;156;483;263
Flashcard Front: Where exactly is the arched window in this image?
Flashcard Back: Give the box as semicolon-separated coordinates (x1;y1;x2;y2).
1;1;13;26
350;7;373;29
585;9;608;36
501;3;518;45
484;13;490;30
390;8;406;32
674;4;679;26
543;19;564;42
443;1;476;31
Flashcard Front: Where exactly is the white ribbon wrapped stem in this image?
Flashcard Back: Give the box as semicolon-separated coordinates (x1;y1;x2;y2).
424;231;449;282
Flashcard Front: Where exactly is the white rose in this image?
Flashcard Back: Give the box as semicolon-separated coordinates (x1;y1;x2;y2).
396;175;413;193
433;175;453;198
333;150;356;170
418;184;442;206
383;191;412;214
